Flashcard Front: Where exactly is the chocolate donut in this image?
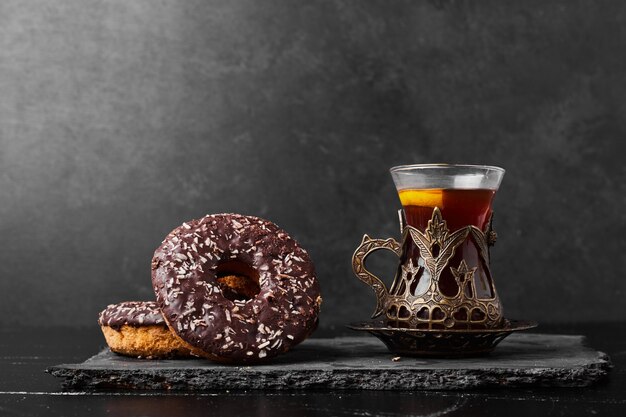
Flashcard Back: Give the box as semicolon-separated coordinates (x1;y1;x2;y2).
98;301;192;358
151;213;321;363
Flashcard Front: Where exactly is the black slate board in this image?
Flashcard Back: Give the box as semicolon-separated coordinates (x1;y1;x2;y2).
48;334;611;391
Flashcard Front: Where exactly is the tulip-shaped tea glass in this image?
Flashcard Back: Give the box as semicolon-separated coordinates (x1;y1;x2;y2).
350;164;536;356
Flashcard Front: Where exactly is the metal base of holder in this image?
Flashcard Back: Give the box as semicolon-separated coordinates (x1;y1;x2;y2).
347;319;538;357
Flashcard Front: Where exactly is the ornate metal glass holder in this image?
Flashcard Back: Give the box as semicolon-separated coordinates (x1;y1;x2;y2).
348;164;536;357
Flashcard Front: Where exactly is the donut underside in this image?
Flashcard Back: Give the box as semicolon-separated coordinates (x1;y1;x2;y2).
100;324;192;359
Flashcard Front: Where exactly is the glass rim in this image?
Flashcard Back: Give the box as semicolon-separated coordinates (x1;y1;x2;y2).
389;163;505;175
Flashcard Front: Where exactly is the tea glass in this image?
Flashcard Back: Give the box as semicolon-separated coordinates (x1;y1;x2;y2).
352;164;506;330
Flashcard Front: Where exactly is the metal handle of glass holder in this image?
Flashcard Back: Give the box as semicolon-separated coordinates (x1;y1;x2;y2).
352;234;401;319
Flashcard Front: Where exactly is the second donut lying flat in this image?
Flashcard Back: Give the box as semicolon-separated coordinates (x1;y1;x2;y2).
98;301;191;358
151;213;321;363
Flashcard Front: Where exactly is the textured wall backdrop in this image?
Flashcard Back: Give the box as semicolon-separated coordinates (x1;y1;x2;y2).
1;0;624;329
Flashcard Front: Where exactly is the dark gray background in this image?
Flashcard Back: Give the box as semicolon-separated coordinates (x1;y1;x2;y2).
1;0;624;329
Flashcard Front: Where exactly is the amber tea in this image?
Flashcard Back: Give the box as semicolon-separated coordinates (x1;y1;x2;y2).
399;188;495;231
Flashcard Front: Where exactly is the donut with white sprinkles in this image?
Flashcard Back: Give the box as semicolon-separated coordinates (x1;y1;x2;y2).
151;213;322;363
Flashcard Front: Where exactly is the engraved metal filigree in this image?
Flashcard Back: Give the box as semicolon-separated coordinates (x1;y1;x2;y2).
352;235;401;318
352;207;504;331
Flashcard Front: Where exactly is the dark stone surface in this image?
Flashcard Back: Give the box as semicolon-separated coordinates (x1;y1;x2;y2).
1;0;625;329
48;334;610;391
2;324;624;416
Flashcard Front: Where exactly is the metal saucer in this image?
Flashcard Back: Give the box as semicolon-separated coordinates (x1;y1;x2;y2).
347;319;538;357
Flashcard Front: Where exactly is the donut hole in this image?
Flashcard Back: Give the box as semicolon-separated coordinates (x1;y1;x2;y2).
215;260;261;301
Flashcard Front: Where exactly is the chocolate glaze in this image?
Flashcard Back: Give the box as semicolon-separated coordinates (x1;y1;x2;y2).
151;213;321;363
98;301;165;331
